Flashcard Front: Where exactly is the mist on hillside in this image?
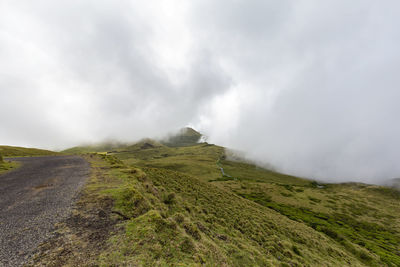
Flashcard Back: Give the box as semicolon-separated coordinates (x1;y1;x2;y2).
1;1;400;184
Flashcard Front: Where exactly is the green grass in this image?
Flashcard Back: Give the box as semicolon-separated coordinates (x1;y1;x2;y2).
218;167;400;266
219;159;310;185
112;143;225;182
91;154;362;266
0;145;58;157
237;192;400;265
0;158;19;175
62;140;400;266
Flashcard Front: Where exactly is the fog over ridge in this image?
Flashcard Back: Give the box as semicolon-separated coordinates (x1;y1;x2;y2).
1;0;400;184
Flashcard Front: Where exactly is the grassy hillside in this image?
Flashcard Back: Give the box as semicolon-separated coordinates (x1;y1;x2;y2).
53;138;400;266
62;127;202;154
0;145;56;175
44;154;359;266
62;142;129;154
109;143;400;266
161;127;203;147
0;145;58;157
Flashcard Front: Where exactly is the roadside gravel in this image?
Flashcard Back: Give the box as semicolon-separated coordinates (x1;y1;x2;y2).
0;156;89;266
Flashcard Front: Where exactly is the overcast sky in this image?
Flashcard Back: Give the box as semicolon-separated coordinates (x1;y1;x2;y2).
1;1;400;183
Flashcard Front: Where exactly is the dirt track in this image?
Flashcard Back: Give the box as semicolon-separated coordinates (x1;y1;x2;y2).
0;156;89;266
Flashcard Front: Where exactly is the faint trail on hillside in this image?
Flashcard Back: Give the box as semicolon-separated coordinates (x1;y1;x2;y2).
0;156;89;266
216;158;233;178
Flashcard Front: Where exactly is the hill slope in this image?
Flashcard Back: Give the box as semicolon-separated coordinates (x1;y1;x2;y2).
0;145;58;157
0;145;56;175
161;127;203;147
62;142;129;154
47;135;400;266
108;143;400;266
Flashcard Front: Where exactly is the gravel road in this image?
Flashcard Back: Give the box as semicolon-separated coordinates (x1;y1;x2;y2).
0;156;90;266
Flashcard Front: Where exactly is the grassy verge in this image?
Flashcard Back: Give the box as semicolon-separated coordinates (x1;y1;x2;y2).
0;156;20;175
29;154;124;266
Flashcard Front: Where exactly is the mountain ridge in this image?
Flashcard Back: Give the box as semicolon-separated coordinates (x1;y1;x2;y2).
30;129;400;266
